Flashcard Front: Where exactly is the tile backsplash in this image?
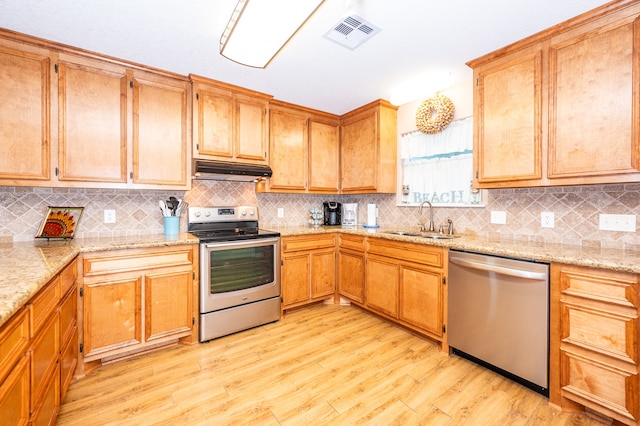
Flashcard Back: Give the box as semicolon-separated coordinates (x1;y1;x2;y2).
1;182;639;250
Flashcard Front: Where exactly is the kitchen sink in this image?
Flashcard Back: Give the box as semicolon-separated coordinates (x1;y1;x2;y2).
383;231;422;236
383;231;459;239
420;233;459;239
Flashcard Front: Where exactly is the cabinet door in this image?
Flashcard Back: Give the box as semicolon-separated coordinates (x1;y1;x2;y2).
144;270;193;342
30;311;58;410
548;18;640;180
0;44;50;182
338;249;365;303
132;72;189;187
399;264;443;336
341;110;377;192
57;56;127;183
0;355;30;426
365;256;398;317
29;364;59;426
282;252;311;306
308;119;339;192
474;45;543;185
195;86;234;159
236;94;268;163
59;328;77;402
310;249;336;298
83;277;142;359
268;109;307;191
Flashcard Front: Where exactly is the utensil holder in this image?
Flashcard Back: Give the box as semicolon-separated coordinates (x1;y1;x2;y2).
163;216;179;236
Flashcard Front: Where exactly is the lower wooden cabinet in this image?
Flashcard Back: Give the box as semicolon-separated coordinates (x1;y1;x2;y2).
79;245;197;369
551;263;639;425
365;239;447;344
0;258;77;426
281;234;336;310
0;355;30;426
337;234;365;304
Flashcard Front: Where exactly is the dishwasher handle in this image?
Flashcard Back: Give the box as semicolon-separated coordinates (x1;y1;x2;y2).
449;256;548;280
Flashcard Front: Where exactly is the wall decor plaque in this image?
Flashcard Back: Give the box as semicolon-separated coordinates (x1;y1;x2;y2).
35;206;84;239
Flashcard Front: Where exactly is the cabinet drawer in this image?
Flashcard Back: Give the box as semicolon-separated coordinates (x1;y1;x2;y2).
29;278;60;338
0;308;29;384
561;350;638;423
0;355;30;426
559;267;637;308
30;311;59;410
339;234;365;252
563;302;635;363
59;287;77;348
367;239;443;267
59;259;77;297
30;364;59;426
282;234;335;252
83;247;194;276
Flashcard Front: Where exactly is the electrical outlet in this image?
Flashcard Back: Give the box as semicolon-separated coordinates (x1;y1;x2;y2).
277;208;284;218
104;209;116;224
541;212;554;228
490;210;506;224
599;213;636;232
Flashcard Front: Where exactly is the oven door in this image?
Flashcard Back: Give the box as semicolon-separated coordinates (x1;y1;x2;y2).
200;237;281;313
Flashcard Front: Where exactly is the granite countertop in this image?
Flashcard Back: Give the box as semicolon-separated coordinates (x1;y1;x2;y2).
0;233;198;328
3;226;640;330
271;225;640;274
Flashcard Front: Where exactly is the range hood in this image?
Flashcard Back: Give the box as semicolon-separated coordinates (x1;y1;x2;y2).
192;159;272;182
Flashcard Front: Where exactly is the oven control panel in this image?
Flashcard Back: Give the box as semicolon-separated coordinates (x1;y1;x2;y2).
188;206;258;223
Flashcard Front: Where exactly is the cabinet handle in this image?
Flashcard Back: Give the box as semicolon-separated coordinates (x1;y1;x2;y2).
130;80;133;89
130;171;133;180
54;63;58;73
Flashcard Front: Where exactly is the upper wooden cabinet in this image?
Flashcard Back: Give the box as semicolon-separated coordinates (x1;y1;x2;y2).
257;100;340;193
468;1;640;188
0;29;191;189
191;76;271;165
0;40;51;183
340;99;397;194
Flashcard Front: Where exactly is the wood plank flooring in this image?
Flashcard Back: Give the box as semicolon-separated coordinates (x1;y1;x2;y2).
57;304;603;425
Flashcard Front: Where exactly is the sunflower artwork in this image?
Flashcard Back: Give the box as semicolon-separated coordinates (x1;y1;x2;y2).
35;207;84;239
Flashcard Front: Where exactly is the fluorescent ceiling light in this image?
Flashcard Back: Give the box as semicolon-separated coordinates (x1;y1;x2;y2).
220;0;326;68
389;71;455;106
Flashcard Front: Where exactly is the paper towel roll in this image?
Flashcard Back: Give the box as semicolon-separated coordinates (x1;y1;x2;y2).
367;202;377;226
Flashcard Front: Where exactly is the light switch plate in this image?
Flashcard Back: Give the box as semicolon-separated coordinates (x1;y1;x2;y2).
277;208;284;218
599;213;636;232
490;210;506;224
104;209;116;224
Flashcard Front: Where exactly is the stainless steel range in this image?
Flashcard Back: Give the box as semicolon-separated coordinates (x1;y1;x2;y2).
188;206;281;342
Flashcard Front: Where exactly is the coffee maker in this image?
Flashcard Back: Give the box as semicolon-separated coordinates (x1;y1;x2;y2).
323;201;342;225
342;203;358;226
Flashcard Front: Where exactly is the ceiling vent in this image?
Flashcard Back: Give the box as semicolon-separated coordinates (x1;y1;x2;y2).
322;15;381;50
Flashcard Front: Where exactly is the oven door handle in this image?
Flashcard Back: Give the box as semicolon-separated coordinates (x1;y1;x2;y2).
204;237;280;249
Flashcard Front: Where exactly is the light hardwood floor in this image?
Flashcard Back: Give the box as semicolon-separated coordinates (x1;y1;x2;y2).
57;304;602;426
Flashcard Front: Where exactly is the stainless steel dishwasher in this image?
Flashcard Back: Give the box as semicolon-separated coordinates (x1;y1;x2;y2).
448;250;549;396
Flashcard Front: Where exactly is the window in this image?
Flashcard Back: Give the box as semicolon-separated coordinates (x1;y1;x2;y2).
399;116;481;206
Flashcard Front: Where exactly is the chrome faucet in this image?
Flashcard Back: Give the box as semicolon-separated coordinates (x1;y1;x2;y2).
418;200;435;232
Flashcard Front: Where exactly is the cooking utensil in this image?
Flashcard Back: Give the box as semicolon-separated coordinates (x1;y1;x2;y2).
159;200;170;216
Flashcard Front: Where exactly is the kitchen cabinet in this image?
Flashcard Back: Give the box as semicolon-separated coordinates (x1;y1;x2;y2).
469;1;640;188
0;309;30;426
551;263;639;425
79;245;197;370
340;99;398;194
0;258;77;426
0;28;191;190
258;100;340;193
0;40;51;183
365;238;447;344
191;75;271;165
337;234;365;304
281;234;336;310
